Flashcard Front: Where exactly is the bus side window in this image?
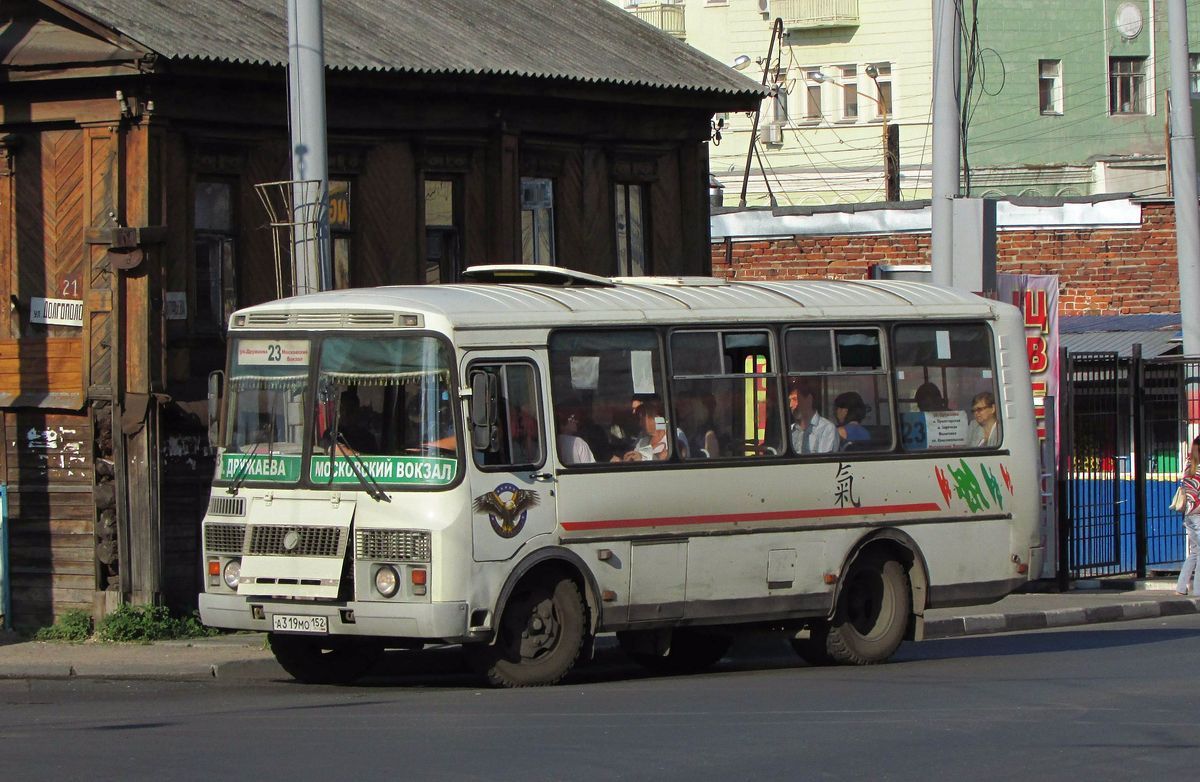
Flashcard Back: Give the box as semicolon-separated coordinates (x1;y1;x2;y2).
470;362;544;470
670;328;781;459
892;323;999;451
784;327;892;453
548;329;667;465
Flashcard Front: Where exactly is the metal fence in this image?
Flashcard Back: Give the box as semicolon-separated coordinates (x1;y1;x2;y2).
1061;350;1200;579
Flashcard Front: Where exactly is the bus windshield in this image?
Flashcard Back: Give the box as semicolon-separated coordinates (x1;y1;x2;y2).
310;335;458;488
225;338;312;457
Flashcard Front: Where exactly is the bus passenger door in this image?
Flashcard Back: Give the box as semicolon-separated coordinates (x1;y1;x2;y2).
465;356;557;562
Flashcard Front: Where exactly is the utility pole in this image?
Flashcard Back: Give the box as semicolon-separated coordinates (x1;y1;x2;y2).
930;0;960;287
287;0;332;294
739;18;784;208
867;64;900;202
1168;0;1200;354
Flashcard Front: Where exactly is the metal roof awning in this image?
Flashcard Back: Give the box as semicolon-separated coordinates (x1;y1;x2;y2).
1060;314;1182;358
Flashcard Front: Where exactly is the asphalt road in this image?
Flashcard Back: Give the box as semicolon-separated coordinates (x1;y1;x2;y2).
2;615;1199;781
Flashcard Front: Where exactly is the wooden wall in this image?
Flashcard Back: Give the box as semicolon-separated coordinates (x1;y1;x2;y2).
2;410;94;628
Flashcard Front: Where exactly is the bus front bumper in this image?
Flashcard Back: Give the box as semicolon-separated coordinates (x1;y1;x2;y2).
199;592;471;642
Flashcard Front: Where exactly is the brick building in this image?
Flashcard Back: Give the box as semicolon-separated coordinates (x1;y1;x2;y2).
712;198;1182;317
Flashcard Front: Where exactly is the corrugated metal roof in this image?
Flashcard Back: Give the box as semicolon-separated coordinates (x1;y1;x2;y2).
233;276;1001;332
57;0;763;100
1060;314;1180;333
1061;330;1180;358
1060;314;1182;358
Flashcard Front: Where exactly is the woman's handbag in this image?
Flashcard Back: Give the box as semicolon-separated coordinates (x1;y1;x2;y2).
1170;486;1187;513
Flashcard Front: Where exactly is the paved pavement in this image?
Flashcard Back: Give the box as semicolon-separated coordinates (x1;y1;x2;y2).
1;582;1196;683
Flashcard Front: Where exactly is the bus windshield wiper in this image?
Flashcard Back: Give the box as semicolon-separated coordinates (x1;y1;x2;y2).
226;439;263;496
334;433;391;503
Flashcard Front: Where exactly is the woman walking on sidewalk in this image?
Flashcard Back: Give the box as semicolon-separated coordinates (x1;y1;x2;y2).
1176;436;1200;596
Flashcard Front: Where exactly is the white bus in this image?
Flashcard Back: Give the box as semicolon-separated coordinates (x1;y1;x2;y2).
199;266;1041;686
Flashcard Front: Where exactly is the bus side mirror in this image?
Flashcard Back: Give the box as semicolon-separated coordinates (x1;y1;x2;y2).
469;371;497;451
207;370;224;448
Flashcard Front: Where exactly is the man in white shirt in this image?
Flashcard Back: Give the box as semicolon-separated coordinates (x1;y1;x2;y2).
555;407;595;465
788;380;837;455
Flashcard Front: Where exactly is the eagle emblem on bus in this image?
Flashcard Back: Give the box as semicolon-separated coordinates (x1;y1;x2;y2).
473;483;540;539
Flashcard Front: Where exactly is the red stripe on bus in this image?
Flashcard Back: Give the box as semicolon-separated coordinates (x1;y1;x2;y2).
560;502;943;532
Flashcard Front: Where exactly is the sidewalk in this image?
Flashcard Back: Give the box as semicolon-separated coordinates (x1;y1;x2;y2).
1;585;1197;683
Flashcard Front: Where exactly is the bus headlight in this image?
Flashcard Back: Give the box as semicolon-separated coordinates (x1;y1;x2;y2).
374;565;400;598
222;559;241;590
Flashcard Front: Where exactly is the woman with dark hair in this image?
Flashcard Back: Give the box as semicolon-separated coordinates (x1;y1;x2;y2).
914;382;947;412
833;391;871;449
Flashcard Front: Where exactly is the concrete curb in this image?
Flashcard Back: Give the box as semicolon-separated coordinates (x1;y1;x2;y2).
923;596;1200;640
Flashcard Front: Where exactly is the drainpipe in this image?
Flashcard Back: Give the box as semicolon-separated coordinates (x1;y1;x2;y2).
1;485;8;629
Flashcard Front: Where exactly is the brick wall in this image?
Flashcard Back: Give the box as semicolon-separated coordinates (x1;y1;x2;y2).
712;200;1180;315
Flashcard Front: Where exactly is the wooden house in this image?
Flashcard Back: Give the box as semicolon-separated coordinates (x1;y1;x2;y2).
0;0;760;626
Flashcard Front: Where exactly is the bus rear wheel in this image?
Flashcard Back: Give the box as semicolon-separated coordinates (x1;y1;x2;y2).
269;634;384;684
619;628;733;675
468;575;586;687
824;552;911;665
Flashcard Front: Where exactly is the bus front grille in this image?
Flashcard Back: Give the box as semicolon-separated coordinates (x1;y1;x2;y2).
205;523;247;554
249;525;342;557
356;529;431;562
207;496;247;517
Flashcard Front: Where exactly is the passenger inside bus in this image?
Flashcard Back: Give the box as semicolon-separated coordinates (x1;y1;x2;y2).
555;404;596;465
967;391;1001;447
832;391;871;450
914;381;948;412
676;390;721;458
615;398;672;462
788;379;838;454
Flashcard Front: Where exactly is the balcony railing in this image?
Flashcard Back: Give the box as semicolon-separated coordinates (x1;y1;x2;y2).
628;3;686;39
775;0;859;30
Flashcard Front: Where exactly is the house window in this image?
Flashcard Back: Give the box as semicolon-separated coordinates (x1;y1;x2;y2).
194;179;236;334
424;178;460;284
520;177;556;264
329;179;352;288
1109;56;1145;114
1190;53;1200;97
871;62;892;118
839;65;858;120
1039;59;1062;114
614;183;647;276
803;69;822;121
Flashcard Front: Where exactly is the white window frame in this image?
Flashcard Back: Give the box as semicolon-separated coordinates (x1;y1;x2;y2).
1039;59;1062;115
870;62;892;120
802;68;823;122
1109;56;1145;115
838;64;858;121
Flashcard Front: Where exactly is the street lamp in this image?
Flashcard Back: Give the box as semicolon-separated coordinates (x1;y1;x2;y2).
807;68;899;201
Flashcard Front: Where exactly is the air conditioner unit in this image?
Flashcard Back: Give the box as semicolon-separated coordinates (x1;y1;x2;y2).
759;123;783;145
758;0;770;14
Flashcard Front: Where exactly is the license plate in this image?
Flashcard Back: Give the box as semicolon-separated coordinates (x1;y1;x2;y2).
271;614;328;634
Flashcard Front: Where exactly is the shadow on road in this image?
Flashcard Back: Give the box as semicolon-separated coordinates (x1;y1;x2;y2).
314;624;1200;690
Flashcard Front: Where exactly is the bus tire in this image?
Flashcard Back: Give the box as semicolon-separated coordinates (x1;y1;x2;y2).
825;553;911;665
467;575;586;688
269;634;384;685
620;628;732;675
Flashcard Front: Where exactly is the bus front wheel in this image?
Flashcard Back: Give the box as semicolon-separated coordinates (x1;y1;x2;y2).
467;575;586;687
824;552;911;665
269;634;384;684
